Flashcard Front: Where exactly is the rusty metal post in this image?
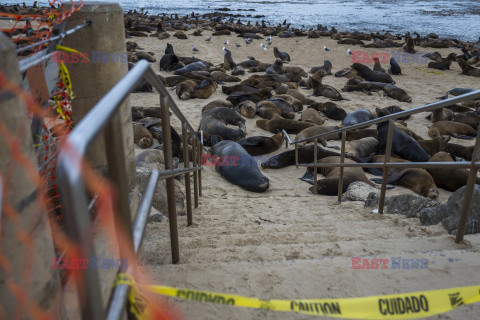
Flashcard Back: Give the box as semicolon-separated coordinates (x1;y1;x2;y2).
160;96;179;263
198;140;202;197
182;124;192;226
192;133;199;208
455;126;480;242
295;143;298;169
378;119;395;215
313;139;318;195
337;131;347;203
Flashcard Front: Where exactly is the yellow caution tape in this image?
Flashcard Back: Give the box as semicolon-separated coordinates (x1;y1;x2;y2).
55;45;90;62
417;67;444;76
58;62;74;99
115;273;480;319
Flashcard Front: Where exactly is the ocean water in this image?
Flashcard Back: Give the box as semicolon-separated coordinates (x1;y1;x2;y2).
4;0;480;41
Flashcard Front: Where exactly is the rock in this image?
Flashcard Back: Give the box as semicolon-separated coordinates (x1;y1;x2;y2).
364;192;380;208
419;184;480;235
147;206;165;223
384;194;439;218
342;182;379;202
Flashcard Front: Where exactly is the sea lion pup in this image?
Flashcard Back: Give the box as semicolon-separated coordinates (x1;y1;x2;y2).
299;108;324;125
275;83;290;94
437;87;474;100
210;140;269;193
227;88;272;106
199;107;246;142
371;167;438;199
345;137;379;158
383;84;412;102
308;102;347;120
201;100;234;114
417;135;451;156
428;121;477;139
135;51;156;62
273;46;291;62
266;58;284;74
376;108;430;162
271;95;303;112
133;123;154;148
282;65;308;77
295;125;340;145
427;53;456;70
380;106;410;120
446;143;474;161
351;63;395;83
236;132;284;156
430;107;454;122
342;109;375;126
176;80;197;100
261;144;344;169
239;100;257;118
373;57;386;73
457;58;480;77
256;118;314;134
257;101;282;119
192;79;218;99
210;70;240;82
310;73;346;101
160;54;185;72
427;152;480;192
223;47;236;70
310;60;333;75
403;34;416;54
131;106;162;121
268;98;295;119
222;83;259;95
305;157;377;196
388;57;402;75
285;89;315;105
173;61;210;75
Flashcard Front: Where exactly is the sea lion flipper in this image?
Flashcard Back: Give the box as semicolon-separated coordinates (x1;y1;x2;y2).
196;79;211;89
451;133;476;140
299;169;315;185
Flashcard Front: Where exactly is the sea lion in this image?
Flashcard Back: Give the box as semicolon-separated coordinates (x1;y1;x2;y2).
210;71;240;82
427;152;480;192
159;54;184;72
457;58;480;77
202;100;234;114
428;53;456;70
223;47;236;70
239;100;257;118
351;63;395;83
135;51;156;62
227;88;272;106
345;137;379;158
299;108;324;125
257;101;282;119
438;88;474;100
428;121;476;139
306;157;377;195
403;35;416;54
261;144;343;169
342;109;375;126
176;80;197;100
446;143;475;161
210;141;269;192
199;107;246;143
376;108;430;162
268;98;295;119
380;106;410;120
222;83;259;95
310;74;346;101
131;106;162;121
273;46;291;62
256;118;314;134
346;129;378;141
371;168;438;199
173;61;210;75
271;95;303;112
285;89;315;105
192;79;218;99
373;57;386;73
275;83;290;94
308;102;347;120
266;58;284;74
295;125;340;145
388;57;402;75
236;132;284;156
430;107;454;122
453;111;480;129
282;65;308;77
310;60;333;74
394;122;424;141
133;123;154;148
417;135;451;156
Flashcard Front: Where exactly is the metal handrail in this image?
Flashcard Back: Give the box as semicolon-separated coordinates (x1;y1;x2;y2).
57;59;204;320
293;89;480;144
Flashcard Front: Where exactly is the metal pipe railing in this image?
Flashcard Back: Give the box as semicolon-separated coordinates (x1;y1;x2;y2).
291;89;480;244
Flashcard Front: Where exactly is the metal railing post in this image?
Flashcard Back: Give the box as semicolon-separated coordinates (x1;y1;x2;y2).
313;139;318;195
192;133;199;208
338;131;347;203
198;140;202;197
378;119;395;215
295;143;299;169
182;124;193;226
455;126;480;243
160;95;179;263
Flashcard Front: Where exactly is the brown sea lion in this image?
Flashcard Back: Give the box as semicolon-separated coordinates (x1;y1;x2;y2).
239;100;257;118
295;125;340;145
373;57;386;73
427;152;480;192
308;102;347;120
310;60;333;75
417;135;451;156
299;108;324;125
202;100;234;114
271;95;303;111
395;122;424;141
428;121;477;139
285;89;316;105
428;53;456;70
257;101;282;119
131;106;161;121
268;98;295;119
351;63;395;83
133;123;154;148
403;35;416;53
458;58;480;77
256;118;315;134
222;83;259;95
453;111;480;128
210;71;241;82
236;132;284;156
345;137;379;158
266;58;284;74
176;80;197;100
310;74;346;101
192;80;218;99
261;144;344;169
275;83;290;94
430;108;454;123
135;51;156;62
346;129;378;141
199;107;246;144
446;143;475;161
283;65;308;77
380;106;410;120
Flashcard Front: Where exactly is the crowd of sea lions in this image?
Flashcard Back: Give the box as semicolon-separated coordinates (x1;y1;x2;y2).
121;10;480;196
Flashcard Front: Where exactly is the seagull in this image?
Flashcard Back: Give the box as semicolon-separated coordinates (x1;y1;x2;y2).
235;42;241;49
260;43;267;51
266;35;271;41
222;46;226;52
191;44;199;54
267;41;273;46
347;48;352;55
205;36;212;42
324;46;330;52
224;39;229;46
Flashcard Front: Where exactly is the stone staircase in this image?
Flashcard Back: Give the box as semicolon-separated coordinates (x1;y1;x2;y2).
141;165;480;319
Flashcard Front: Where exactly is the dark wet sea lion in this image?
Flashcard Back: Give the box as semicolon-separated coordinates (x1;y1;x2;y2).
351;63;395;83
428;121;476;139
380;106;410;120
417;135;451;156
222;83;259;95
261;144;343;169
299;108;323;125
428;53;456;70
427;152;480;192
236;132;284;156
373;57;386;73
210;141;269;192
160;54;184;72
453;111;480;129
438;88;474;100
376;108;430;162
199;107;246;143
342;109;375;126
388;57;402;75
308;102;347;120
310;76;346;101
394;122;424;141
131;106;161;121
268;98;295;119
133;123;154;148
227;88;272;106
173;61;210;75
271;95;303;112
256;118;314;134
